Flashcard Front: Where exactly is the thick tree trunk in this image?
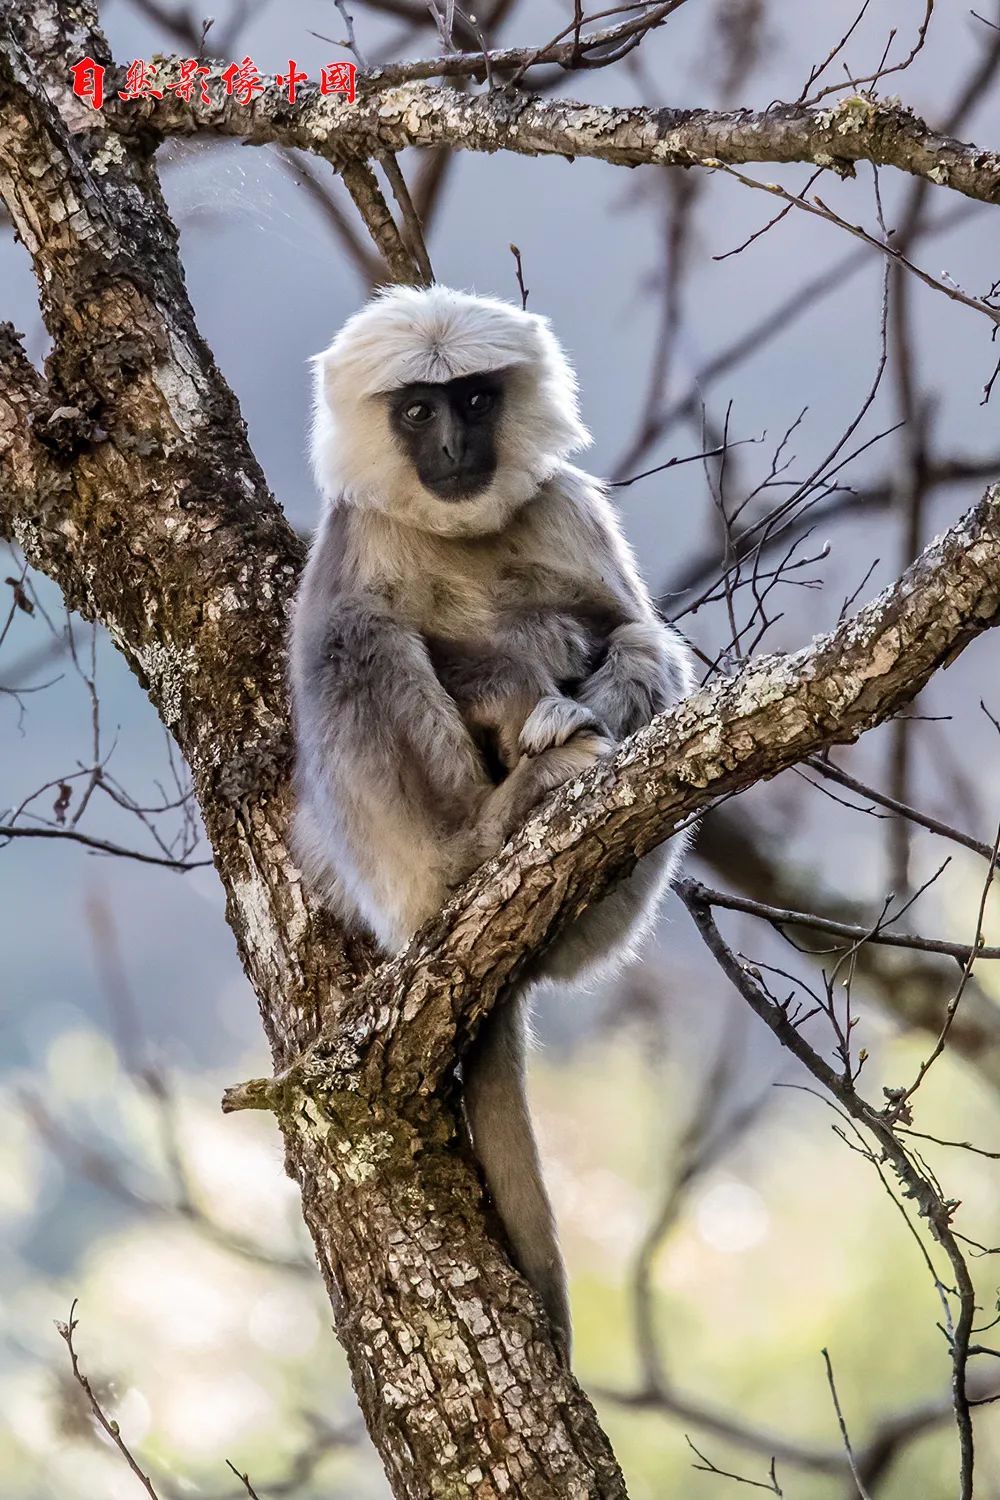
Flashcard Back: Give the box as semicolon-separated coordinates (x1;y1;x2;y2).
290;1091;629;1498
0;8;628;1496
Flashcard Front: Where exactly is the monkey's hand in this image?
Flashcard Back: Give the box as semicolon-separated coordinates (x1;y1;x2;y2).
518;693;610;758
577;621;694;741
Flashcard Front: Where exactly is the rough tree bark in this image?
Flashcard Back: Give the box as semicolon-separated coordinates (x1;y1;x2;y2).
124;74;1000;208
2;8;1000;1498
0;10;627;1495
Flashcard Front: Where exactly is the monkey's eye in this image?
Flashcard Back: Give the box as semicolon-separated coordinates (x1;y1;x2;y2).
466;389;494;415
403;401;434;425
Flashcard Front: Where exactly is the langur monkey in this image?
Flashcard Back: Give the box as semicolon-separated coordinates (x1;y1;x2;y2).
290;284;694;1354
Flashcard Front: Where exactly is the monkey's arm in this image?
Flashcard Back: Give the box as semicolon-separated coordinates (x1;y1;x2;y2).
428;610;602;770
578;619;695;739
552;480;696;740
291;594;502;945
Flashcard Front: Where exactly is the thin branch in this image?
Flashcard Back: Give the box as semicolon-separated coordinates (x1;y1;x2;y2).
509;242;529;308
822;1348;874;1500
57;1301;161;1500
805;0;935;105
224;1461;262;1500
0;822;211;870
705;160;1000;329
678;886;977;1498
797;0;876;102
804;757;996;861
378;153;435;283
675;879;1000;966
686;1436;783;1494
891;821;1000;1108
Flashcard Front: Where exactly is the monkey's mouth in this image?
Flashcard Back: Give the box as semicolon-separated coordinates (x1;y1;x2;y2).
423;467;496;501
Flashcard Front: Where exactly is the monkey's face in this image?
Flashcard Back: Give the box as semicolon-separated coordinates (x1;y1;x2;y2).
384;372;505;502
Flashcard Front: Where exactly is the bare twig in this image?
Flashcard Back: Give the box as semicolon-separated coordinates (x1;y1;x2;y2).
686;1436;784;1494
0;822;211;870
677;878;1000;966
224;1460;263;1500
804;1;935;105
822;1348;874;1500
509;242;529;309
890;821;1000;1109
57;1301;161;1499
804;757;996;862
706;161;1000;329
678;885;977;1498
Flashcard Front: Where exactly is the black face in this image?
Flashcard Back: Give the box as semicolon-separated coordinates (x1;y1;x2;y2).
386;371;504;501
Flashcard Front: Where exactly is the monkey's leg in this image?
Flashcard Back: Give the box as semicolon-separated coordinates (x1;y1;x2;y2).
533;619;695;980
472;728;613;860
463;992;571;1357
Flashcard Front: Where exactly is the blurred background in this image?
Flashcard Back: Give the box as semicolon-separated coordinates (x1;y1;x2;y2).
3;1;1000;1495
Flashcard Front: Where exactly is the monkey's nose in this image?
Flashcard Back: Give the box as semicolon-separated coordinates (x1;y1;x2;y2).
438;411;465;466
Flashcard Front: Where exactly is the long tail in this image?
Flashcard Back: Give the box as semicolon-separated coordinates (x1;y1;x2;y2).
462;993;571;1355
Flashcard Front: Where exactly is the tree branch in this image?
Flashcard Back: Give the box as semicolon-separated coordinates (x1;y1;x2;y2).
696;804;1000;1095
673;877;1000;965
233;481;1000;1112
339;158;430;283
676;883;977;1498
123;78;1000;209
0;820;211;869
